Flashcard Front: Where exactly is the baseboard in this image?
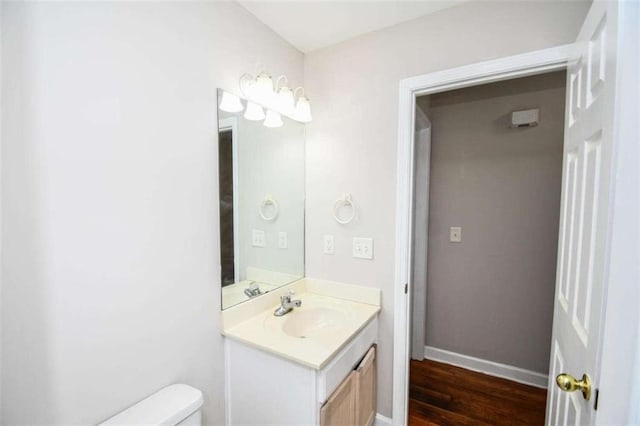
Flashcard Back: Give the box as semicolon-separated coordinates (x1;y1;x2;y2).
424;346;548;388
374;413;393;426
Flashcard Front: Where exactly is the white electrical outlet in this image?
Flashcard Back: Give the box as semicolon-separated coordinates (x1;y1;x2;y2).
252;229;266;247
323;235;335;255
450;226;462;243
352;237;373;259
278;231;288;249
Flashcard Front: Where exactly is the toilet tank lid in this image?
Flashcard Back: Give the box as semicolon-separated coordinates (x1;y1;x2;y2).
100;384;203;426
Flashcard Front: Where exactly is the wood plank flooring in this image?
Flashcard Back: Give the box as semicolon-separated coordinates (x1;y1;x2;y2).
409;359;547;426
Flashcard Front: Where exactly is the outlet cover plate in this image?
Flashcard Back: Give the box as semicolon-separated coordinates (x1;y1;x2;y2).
278;231;288;249
252;229;266;247
323;235;335;255
449;226;462;243
352;237;373;259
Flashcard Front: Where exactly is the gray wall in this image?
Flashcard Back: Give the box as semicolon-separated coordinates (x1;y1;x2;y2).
420;72;566;374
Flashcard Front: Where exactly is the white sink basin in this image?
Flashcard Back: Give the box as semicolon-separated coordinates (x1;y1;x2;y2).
226;289;381;369
282;307;347;338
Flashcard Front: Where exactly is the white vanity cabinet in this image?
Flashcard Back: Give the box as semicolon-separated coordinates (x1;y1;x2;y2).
225;317;378;426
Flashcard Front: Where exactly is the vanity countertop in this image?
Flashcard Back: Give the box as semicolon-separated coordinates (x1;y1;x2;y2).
221;278;381;369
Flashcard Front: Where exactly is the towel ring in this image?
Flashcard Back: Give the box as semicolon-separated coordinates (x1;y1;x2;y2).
333;193;356;225
259;194;279;221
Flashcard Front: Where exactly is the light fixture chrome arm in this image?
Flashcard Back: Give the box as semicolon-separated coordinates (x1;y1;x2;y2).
275;75;288;91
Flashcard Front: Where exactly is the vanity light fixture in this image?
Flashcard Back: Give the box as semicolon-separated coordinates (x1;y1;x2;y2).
264;110;283;128
219;91;244;113
244;102;266;121
239;70;312;123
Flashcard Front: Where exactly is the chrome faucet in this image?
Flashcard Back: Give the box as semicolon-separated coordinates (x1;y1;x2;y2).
273;290;302;316
244;281;263;298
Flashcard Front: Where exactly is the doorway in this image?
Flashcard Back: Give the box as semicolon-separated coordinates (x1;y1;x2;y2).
408;71;566;425
218;117;240;288
218;128;236;287
390;45;574;425
393;5;639;423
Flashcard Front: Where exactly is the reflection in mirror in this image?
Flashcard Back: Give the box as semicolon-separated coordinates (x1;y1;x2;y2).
218;89;305;309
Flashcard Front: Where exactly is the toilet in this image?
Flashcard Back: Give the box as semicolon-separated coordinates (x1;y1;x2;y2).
100;384;204;425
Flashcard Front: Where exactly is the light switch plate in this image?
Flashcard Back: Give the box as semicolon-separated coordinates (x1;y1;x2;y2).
353;237;373;259
450;226;462;243
278;231;288;249
252;229;266;247
323;235;335;255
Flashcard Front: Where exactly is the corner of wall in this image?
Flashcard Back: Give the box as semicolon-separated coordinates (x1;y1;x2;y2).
0;0;4;418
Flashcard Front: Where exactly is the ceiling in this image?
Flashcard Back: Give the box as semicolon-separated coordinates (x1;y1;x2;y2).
237;0;472;53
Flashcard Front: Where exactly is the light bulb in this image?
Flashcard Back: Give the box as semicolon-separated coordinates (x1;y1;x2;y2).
244;102;265;121
294;95;312;123
255;72;274;105
239;73;257;98
264;110;283;128
219;91;244;113
276;86;294;115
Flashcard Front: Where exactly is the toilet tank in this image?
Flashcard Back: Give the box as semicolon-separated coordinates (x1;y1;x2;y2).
100;384;204;426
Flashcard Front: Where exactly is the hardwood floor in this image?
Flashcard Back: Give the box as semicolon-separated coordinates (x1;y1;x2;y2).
409;359;547;426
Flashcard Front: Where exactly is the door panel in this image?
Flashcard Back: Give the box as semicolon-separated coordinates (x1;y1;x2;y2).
320;371;357;426
546;2;619;425
355;346;377;426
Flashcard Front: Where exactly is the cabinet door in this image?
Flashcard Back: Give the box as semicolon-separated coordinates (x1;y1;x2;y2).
320;371;357;426
355;345;376;426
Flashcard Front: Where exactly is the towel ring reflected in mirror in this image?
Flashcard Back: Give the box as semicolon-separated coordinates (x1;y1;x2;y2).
259;194;279;221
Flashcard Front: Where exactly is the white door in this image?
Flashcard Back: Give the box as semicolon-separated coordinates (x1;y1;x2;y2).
546;2;621;424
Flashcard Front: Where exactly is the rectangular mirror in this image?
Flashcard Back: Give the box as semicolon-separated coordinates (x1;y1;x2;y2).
217;89;305;309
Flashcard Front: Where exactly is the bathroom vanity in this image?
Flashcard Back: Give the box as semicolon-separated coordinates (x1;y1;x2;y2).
222;278;380;425
216;88;379;425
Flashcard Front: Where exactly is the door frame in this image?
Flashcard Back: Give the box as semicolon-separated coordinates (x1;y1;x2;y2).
393;30;640;423
410;107;431;361
392;44;574;424
219;117;240;283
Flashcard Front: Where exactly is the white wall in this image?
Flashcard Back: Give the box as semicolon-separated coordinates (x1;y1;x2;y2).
596;2;640;423
235;115;305;282
218;110;305;288
303;1;590;417
1;2;302;424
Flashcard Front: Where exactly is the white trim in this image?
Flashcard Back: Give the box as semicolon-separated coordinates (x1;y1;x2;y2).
414;103;430;130
410;119;431;361
393;44;572;425
424;346;548;389
219;117;240;283
393;68;415;426
374;413;393;426
403;44;573;97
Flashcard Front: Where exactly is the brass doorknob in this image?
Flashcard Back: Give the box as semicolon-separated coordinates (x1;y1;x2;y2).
556;373;591;400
